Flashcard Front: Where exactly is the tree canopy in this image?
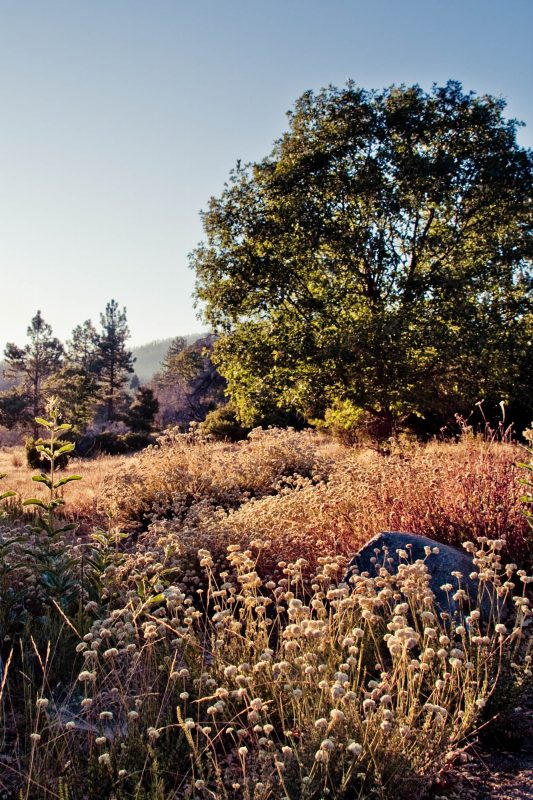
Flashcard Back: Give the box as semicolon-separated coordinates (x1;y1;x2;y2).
192;81;533;435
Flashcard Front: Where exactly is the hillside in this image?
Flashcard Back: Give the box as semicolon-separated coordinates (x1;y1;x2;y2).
131;333;208;383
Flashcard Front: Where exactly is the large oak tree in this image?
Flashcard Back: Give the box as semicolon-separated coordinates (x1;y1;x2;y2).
192;81;532;435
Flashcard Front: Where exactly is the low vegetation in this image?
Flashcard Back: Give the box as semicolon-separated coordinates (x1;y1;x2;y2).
0;405;531;799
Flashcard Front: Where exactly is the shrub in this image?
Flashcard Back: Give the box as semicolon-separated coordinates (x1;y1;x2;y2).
75;430;155;456
25;436;70;470
122;430;155;451
91;431;131;455
201;403;250;441
314;399;377;446
100;426;328;529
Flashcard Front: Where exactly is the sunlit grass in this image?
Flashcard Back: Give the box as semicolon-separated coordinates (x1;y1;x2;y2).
0;421;531;798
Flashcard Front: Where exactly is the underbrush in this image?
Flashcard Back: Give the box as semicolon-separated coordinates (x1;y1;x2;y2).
0;410;531;799
99;426;330;531
100;428;530;579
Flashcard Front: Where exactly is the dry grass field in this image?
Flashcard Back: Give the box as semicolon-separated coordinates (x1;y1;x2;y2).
0;426;531;800
0;446;138;525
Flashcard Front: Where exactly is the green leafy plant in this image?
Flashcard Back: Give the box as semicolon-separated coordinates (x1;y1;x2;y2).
25;435;71;471
0;472;16;505
200;403;250;441
22;402;82;613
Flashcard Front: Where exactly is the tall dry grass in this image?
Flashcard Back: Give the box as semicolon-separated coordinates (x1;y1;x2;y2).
0;447;136;525
99;430;530;580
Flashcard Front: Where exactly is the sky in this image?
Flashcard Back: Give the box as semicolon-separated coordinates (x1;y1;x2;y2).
0;0;532;350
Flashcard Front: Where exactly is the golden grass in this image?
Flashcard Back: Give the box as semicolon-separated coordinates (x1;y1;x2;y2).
0;446;138;524
97;430;530;579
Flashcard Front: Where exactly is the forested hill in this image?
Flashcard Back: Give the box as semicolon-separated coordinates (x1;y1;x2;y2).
131;333;207;382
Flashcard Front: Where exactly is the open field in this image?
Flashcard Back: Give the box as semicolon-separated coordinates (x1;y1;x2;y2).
0;447;138;525
0;428;531;799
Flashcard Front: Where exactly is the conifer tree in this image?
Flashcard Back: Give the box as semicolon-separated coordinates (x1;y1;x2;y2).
126;386;159;432
66;320;100;373
157;336;187;385
95;300;135;422
3;311;64;433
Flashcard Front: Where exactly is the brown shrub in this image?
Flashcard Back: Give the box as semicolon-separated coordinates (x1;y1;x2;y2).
100;430;530;581
100;426;330;528
205;438;530;576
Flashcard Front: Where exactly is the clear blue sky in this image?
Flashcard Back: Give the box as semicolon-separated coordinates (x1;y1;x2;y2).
1;0;531;349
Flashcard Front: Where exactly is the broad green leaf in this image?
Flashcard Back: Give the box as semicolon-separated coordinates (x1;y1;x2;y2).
23;498;48;509
145;593;165;607
56;442;76;455
32;474;53;487
54;475;82;488
49;498;66;508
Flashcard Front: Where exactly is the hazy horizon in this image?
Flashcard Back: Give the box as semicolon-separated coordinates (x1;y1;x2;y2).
1;0;532;352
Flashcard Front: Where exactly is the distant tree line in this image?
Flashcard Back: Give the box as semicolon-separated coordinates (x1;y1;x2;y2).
1;301;138;437
0;301;230;452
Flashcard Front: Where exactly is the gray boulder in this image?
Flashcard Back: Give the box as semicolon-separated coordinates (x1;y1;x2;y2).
344;531;500;619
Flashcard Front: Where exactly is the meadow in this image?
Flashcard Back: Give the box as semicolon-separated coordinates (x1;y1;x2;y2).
0;418;531;799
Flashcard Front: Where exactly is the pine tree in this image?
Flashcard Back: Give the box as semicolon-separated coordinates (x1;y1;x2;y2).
66;320;100;373
158;336;187;384
126;386;159;432
95;300;135;422
3;311;64;433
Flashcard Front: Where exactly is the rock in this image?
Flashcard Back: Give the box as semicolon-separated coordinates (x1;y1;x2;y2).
344;531;502;619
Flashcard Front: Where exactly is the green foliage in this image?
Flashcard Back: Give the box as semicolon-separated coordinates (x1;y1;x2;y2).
192;81;533;436
313;399;375;446
0;388;32;429
44;366;100;436
25;435;71;471
22;403;82;614
159;335;187;377
66;319;100;373
122;430;155;450
126;385;159;432
200;403;250;441
0;472;16;504
80;429;154;455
